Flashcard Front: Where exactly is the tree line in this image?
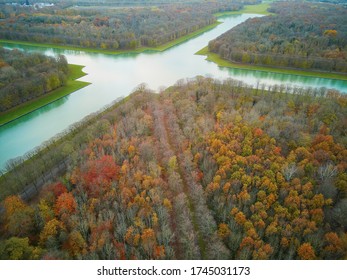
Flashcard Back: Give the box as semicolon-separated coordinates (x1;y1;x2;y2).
209;1;347;72
0;76;346;259
0;47;69;112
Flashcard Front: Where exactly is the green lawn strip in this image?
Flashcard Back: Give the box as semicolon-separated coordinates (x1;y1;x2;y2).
0;21;221;56
214;2;273;17
196;47;347;81
146;21;222;51
0;64;90;126
68;64;88;80
0;39;149;55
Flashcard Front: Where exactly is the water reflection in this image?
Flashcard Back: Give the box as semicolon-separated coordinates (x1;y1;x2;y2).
219;66;347;91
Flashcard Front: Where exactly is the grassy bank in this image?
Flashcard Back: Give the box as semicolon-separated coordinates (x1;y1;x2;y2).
214;2;273;17
0;64;90;126
196;47;347;81
0;21;221;56
145;21;221;51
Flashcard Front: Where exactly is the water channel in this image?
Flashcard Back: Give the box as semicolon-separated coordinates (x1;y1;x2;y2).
1;13;347;170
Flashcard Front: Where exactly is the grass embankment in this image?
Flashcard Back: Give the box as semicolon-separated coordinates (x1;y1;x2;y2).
145;21;221;51
0;64;90;126
214;2;273;17
196;47;347;81
0;21;221;56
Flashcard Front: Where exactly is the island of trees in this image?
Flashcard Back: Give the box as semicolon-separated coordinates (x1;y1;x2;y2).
208;1;347;73
0;76;346;260
0;47;89;125
0;0;259;51
0;47;69;112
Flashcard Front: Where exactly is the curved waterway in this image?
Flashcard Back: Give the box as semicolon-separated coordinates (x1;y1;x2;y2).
1;13;347;169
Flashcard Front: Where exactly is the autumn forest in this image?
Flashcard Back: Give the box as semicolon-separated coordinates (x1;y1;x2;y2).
0;77;346;259
0;0;257;50
0;0;347;261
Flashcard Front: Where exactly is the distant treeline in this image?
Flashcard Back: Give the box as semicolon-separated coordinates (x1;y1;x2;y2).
0;1;259;50
0;47;69;112
209;2;347;73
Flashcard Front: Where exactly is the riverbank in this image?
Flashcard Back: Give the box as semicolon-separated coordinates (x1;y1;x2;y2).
0;21;221;56
196;47;347;82
0;64;90;126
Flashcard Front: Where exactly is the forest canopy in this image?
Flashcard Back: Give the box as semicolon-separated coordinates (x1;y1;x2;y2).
1;77;346;260
208;1;347;72
0;0;346;261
